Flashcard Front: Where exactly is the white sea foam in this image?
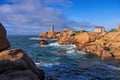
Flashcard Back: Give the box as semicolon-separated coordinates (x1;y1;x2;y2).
76;51;87;54
48;42;78;54
29;37;46;40
49;42;60;46
35;62;60;68
48;41;76;47
67;49;76;54
68;44;76;48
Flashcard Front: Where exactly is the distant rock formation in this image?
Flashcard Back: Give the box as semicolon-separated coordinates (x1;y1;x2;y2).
0;23;10;51
74;31;120;60
40;26;120;60
0;22;45;80
40;28;72;40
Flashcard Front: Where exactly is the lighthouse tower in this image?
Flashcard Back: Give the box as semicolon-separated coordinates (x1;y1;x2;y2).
50;25;54;32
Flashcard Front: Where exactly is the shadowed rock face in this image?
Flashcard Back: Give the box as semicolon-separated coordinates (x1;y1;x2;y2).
0;48;45;80
0;23;10;51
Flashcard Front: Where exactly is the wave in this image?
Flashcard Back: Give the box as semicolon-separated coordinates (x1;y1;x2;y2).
96;62;120;70
103;64;120;70
66;49;75;54
47;42;86;55
76;51;87;54
35;62;60;68
49;42;60;46
48;42;76;47
29;37;46;40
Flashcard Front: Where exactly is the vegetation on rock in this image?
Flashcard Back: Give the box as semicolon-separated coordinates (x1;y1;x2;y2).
72;30;87;35
109;28;118;32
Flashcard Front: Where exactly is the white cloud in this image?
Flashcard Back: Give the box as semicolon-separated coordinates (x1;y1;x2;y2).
0;0;93;35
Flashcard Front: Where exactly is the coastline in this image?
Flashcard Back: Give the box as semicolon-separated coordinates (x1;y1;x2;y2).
40;27;120;60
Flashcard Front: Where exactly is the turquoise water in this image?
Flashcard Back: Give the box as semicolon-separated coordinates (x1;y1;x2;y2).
8;35;120;80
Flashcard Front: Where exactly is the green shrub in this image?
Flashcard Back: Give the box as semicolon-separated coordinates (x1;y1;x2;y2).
72;30;87;35
109;28;118;32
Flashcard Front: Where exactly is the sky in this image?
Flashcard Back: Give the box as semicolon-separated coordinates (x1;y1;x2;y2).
0;0;120;35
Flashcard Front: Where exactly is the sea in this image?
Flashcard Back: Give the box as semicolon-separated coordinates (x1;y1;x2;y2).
8;35;120;80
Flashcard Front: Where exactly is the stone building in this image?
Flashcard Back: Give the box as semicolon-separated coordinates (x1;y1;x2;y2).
50;25;54;32
94;26;106;33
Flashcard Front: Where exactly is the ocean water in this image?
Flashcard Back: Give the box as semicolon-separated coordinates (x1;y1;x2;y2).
8;35;120;80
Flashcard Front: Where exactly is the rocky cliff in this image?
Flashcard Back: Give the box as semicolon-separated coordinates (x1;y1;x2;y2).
40;29;120;60
72;32;120;60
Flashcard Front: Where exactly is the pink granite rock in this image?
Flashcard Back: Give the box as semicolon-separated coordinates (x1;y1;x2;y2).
0;23;10;51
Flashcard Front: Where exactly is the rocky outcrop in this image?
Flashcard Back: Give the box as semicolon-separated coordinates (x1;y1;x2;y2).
105;32;120;41
77;44;113;60
40;32;57;39
75;32;120;60
0;22;45;80
40;29;74;45
58;35;74;45
40;28;120;60
74;32;89;44
0;23;10;51
39;40;48;45
57;29;74;45
0;48;44;80
40;29;72;40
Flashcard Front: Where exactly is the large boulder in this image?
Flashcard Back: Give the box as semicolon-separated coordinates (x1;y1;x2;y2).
74;32;90;44
78;45;113;60
39;40;48;45
40;32;48;38
40;32;57;39
58;35;75;45
0;48;45;80
0;23;10;51
105;32;120;41
57;30;74;45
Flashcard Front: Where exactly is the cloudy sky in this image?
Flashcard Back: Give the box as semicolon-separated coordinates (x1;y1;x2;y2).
0;0;120;35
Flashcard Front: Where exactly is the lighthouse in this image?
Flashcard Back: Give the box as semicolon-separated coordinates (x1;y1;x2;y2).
50;25;54;32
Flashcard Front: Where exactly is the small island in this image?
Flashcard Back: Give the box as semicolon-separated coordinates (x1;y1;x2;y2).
40;24;120;60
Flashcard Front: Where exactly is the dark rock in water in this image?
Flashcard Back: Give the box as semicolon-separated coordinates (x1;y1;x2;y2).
0;48;45;80
39;40;48;45
0;22;10;51
57;50;67;54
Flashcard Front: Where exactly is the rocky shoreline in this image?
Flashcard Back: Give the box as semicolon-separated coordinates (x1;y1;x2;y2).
40;27;120;60
0;23;44;80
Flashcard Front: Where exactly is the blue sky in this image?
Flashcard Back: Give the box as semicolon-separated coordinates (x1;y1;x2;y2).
0;0;120;35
